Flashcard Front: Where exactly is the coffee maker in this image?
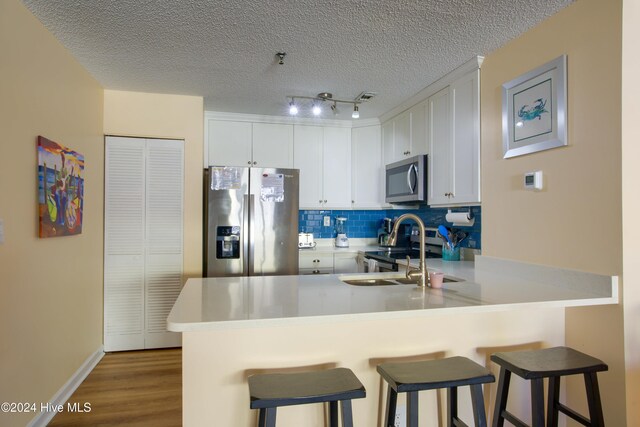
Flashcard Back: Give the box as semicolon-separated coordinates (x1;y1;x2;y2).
377;218;394;246
335;216;349;248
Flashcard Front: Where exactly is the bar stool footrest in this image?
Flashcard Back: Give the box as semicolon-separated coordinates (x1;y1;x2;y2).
557;402;591;426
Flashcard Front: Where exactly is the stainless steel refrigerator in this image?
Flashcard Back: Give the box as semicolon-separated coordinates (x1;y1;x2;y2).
204;166;299;277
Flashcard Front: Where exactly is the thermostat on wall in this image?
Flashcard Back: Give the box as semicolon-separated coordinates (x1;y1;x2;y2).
524;171;543;190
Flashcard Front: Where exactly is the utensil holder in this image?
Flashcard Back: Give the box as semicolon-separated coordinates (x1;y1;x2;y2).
442;243;460;261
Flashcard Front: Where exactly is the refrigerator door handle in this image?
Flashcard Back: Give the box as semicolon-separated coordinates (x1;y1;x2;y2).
243;194;251;276
247;194;255;276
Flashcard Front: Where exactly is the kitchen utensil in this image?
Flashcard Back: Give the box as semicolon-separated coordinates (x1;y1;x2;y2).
438;225;453;248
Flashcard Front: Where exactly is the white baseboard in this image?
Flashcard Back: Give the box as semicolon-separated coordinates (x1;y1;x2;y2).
27;346;104;427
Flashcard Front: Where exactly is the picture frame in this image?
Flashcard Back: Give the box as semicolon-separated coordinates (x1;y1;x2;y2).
502;55;567;158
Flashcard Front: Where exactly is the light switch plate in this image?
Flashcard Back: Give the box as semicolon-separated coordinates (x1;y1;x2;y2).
323;216;331;227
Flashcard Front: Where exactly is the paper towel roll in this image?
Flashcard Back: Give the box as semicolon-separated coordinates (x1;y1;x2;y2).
445;211;475;226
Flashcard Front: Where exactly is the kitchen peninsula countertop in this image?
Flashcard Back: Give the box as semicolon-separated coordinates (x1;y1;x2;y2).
168;256;617;332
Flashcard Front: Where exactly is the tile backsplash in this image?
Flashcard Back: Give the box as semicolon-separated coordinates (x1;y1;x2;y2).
298;206;482;249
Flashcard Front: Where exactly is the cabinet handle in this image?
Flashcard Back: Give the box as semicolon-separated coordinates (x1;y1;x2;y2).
253;161;257;165
352;200;355;204
319;200;323;203
324;200;327;203
247;161;251;165
313;270;320;274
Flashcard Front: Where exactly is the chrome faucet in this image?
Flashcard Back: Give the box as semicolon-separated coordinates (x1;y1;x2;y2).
387;213;429;287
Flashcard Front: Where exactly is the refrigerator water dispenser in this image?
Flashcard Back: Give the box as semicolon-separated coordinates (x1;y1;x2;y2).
216;226;240;259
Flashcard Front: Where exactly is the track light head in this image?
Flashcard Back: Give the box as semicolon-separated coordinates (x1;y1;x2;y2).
288;100;298;115
352;105;360;119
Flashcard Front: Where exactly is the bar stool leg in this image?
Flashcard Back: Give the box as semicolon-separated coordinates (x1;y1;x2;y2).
492;367;511;427
407;391;419;427
547;376;560;427
385;385;398;427
329;401;339;427
530;378;545;427
260;407;276;427
470;384;488;427
340;400;354;427
585;372;605;427
447;386;458;427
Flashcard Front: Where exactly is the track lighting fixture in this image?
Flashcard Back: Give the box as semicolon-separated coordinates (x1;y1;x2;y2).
286;92;364;119
288;100;298;115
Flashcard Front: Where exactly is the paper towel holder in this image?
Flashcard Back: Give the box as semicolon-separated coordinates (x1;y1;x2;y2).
446;209;475;227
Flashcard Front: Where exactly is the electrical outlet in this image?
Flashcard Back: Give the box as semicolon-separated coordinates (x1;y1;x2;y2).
394;404;406;427
323;216;331;227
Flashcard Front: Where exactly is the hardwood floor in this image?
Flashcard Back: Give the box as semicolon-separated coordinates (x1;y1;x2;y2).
49;348;181;426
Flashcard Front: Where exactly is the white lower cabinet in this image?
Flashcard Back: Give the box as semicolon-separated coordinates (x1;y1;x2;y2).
298;251;360;275
333;253;359;274
104;136;184;351
299;253;334;275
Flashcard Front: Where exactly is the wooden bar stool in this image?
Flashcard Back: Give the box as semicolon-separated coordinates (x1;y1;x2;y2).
377;356;495;427
491;346;608;427
248;367;366;427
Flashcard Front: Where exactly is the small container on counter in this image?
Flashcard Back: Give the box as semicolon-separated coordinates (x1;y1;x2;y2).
442;243;460;261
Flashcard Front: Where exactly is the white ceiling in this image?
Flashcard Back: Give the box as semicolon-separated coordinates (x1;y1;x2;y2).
22;0;573;121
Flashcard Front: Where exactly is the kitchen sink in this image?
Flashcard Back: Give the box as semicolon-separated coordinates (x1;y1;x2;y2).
340;273;462;287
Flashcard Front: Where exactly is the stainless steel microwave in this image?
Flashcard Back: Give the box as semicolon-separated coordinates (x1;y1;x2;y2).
385;155;428;204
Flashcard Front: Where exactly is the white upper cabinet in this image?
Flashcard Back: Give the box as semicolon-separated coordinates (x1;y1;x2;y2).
294;125;324;209
252;123;294;168
206;118;293;168
294;125;352;210
382;101;428;165
351;125;384;209
207;120;252;167
428;87;453;206
428;69;481;206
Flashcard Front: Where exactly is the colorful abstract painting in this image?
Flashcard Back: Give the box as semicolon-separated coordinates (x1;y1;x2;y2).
37;136;84;237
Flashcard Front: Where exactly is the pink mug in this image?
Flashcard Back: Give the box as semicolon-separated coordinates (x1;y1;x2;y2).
429;272;445;288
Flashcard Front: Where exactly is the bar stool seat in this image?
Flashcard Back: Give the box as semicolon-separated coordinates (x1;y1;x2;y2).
491;346;608;427
248;367;366;427
377;356;495;427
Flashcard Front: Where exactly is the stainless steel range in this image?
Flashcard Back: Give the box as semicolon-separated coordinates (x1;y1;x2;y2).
363;226;442;272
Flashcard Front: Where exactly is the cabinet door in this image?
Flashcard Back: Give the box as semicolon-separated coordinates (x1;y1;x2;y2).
252;123;294;168
334;253;358;274
428;87;453;205
294;125;323;209
450;71;481;204
322;127;352;209
382;120;397;165
394;110;411;158
351;125;384;209
207;120;252;167
409;102;428;156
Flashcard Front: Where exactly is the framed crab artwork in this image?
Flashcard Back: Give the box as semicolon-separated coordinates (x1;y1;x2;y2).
502;55;567;158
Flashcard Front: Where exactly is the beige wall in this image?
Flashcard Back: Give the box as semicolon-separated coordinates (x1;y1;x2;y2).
480;0;626;423
103;90;204;279
0;0;104;425
622;0;640;423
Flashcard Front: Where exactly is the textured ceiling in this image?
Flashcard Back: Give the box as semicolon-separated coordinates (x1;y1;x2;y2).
22;0;573;120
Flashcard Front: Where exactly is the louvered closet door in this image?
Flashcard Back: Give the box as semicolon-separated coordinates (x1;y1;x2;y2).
104;137;146;351
144;139;183;349
104;137;184;351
